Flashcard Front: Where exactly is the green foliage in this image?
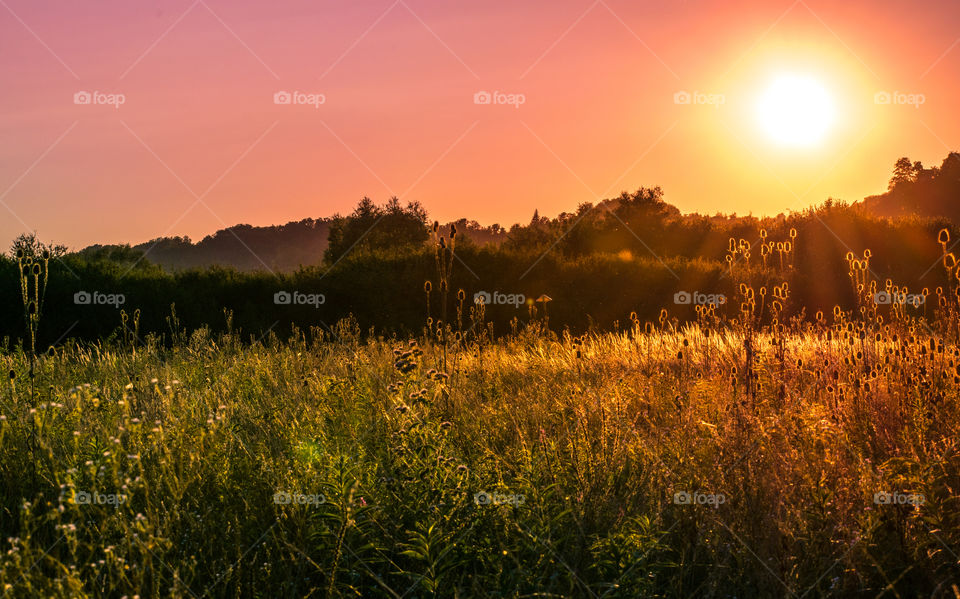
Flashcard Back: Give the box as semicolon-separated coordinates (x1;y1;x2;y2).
324;197;429;264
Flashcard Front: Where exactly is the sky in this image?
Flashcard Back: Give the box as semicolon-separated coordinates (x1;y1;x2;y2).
2;0;959;248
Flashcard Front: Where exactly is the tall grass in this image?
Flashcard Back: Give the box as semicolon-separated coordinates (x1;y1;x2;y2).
0;230;959;597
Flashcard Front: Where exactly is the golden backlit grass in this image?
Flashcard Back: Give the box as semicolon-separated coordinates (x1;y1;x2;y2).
0;313;958;597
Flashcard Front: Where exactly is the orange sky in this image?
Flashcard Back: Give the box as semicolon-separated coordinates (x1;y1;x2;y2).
2;0;959;248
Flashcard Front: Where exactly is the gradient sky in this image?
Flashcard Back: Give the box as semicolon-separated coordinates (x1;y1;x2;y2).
2;0;959;248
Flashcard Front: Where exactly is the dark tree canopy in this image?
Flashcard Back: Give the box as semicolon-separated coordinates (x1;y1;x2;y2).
324;197;429;263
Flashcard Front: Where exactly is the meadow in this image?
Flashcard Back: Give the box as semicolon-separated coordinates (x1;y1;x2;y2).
2;284;960;596
2;222;960;597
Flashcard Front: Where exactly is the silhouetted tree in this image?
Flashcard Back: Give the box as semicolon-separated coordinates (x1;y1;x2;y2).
324;197;428;263
889;157;918;190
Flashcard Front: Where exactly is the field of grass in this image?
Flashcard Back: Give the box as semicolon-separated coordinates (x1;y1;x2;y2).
1;303;959;597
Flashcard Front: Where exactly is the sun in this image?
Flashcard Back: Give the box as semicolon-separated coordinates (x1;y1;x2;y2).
755;73;836;148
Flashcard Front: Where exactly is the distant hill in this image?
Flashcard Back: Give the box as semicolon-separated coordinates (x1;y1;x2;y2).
74;151;960;274
138;218;333;272
859;152;960;221
77;218;332;273
78;214;508;272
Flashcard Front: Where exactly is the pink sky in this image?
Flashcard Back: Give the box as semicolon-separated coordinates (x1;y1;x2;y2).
2;0;959;248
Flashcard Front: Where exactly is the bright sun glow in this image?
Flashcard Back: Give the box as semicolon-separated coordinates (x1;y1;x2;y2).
755;73;836;148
